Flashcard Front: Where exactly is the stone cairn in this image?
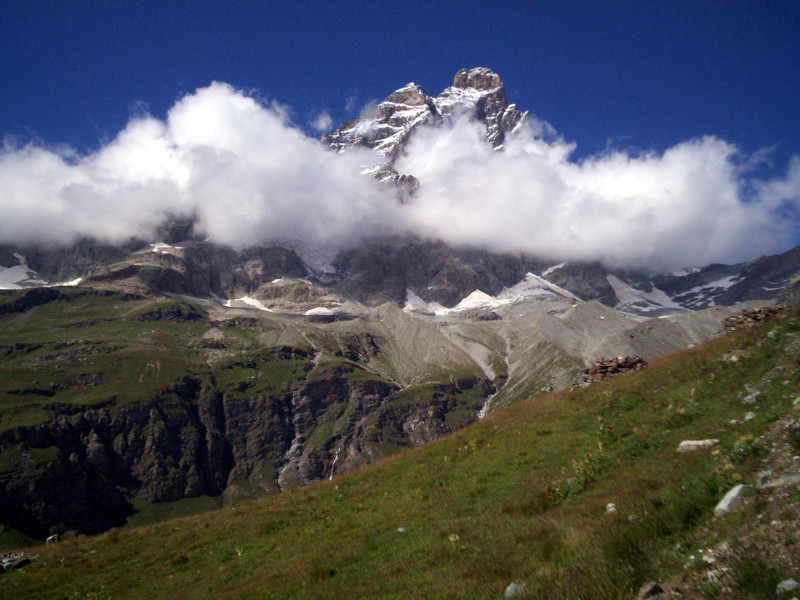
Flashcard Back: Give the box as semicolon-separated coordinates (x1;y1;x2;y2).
723;305;788;332
576;355;647;386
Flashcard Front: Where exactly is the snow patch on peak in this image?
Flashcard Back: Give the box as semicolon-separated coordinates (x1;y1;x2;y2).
499;272;579;302
304;307;335;316
684;275;742;294
223;296;273;312
452;290;503;311
150;242;183;255
541;263;566;277
403;288;431;313
606;274;682;313
57;277;83;287
405;272;581;317
0;253;48;289
403;288;501;315
670;267;701;277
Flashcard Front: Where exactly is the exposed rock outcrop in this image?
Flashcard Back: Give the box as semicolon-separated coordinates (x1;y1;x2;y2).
0;350;493;539
722;305;788;331
576;355;647;385
321;67;526;200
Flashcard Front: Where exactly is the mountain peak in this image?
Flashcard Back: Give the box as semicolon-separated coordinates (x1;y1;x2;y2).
321;68;526;193
452;67;503;92
383;83;431;107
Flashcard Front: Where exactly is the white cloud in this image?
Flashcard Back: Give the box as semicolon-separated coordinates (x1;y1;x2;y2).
309;110;333;133
0;82;798;273
395;117;800;271
0;83;399;249
344;90;359;114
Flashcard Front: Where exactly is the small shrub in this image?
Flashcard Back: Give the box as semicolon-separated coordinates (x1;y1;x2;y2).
169;554;188;566
572;452;611;489
732;553;782;599
730;435;769;464
503;483;566;515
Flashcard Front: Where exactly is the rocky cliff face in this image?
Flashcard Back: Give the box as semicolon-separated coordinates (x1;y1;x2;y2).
0;359;490;538
0;289;493;539
4;233;800;318
322;67;526;198
323;67;525;157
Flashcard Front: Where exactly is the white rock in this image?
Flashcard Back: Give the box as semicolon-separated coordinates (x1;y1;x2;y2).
776;579;800;595
743;391;759;404
714;484;748;517
677;439;719;453
744;412;756;421
504;583;526;598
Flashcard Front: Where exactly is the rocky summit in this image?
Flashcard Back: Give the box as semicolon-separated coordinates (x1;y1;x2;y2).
322;67;525;195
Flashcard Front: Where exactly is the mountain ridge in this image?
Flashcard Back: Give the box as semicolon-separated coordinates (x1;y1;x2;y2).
1;67;798;317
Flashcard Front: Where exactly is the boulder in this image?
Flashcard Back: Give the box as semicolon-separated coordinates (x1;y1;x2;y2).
677;439;719;453
714;484;748;517
504;582;526;598
636;582;664;599
776;578;800;595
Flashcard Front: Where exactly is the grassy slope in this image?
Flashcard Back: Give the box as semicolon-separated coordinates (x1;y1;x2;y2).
3;307;799;599
0;289;212;432
0;287;492;543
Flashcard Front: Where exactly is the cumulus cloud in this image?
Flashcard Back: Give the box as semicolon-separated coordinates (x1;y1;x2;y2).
0;82;798;272
309;110;333;133
0;83;399;248
396;117;800;271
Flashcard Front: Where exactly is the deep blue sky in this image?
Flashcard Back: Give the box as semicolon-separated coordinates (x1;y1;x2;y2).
2;0;799;167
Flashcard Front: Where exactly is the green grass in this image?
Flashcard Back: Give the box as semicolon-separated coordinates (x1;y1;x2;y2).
0;286;506;543
3;308;799;598
124;497;224;530
0;288;215;432
0;526;38;552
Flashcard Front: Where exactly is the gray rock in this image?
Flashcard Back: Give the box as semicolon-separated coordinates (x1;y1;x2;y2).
0;552;32;572
776;578;800;594
636;581;663;599
786;419;800;446
757;470;773;487
759;473;800;490
714;484;748;516
743;390;760;404
504;582;526;598
677;439;719;453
